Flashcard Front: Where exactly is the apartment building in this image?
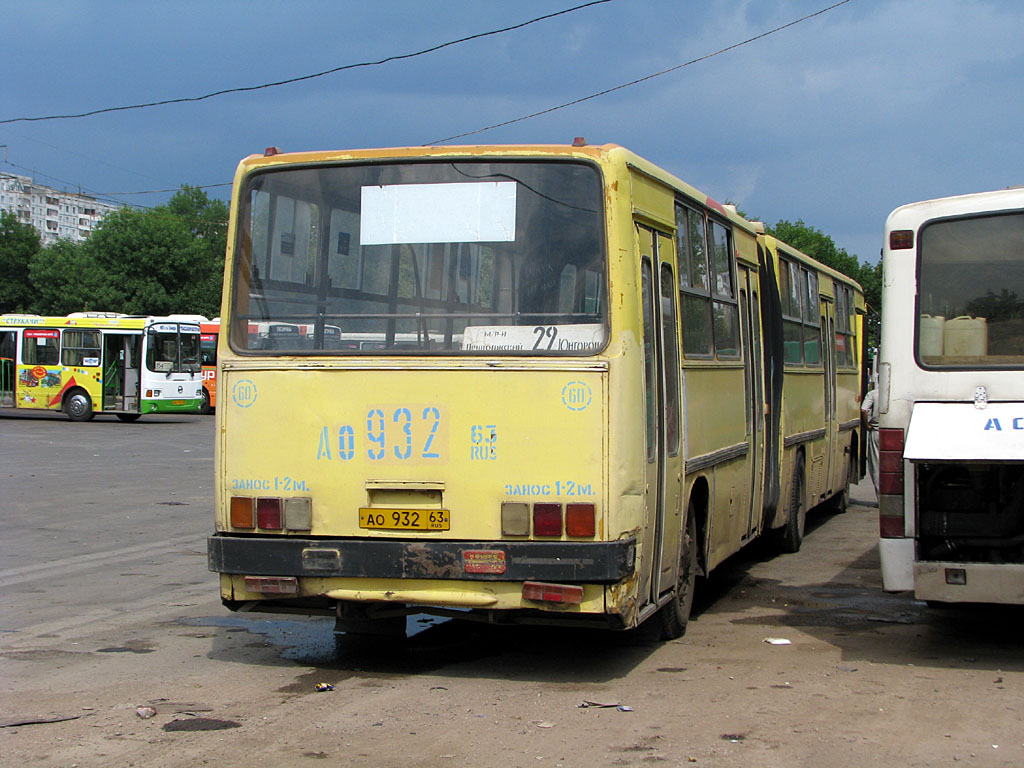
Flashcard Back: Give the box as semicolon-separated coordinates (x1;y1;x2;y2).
0;172;119;245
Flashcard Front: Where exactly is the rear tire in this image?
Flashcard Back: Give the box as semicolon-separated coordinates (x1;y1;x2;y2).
65;389;94;422
830;451;854;514
779;454;806;553
659;512;698;640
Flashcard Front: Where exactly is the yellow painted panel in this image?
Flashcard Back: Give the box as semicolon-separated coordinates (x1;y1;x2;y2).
220;368;605;540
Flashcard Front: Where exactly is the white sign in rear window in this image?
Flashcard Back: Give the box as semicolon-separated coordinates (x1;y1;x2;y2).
360;182;516;245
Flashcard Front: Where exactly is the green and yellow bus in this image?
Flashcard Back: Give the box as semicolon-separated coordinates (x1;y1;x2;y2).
0;313;203;421
207;143;864;638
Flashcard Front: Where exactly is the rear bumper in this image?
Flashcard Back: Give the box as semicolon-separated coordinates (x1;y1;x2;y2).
915;561;1024;604
208;534;636;584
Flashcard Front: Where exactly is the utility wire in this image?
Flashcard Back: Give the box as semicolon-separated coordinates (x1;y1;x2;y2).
429;0;853;144
0;1;612;125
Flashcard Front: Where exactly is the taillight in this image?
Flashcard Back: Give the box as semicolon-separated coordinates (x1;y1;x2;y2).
501;502;530;536
565;503;595;537
230;496;254;529
890;230;914;250
878;427;905;538
878;428;904;495
230;495;311;530
284;497;312;530
533;503;562;537
256;497;282;530
522;581;584;604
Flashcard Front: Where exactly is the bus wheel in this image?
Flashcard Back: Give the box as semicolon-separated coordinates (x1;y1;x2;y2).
659;512;697;640
116;413;141;423
779;454;806;553
65;389;94;422
830;451;854;514
199;388;211;415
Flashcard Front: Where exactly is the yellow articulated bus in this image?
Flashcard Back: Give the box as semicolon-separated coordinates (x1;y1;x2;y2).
0;313;204;421
207;143;864;639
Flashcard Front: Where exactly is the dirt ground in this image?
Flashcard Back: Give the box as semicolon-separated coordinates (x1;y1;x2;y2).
3;473;1024;768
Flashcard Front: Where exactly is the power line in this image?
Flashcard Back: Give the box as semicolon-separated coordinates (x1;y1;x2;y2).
0;1;613;126
429;0;854;144
5;0;852;200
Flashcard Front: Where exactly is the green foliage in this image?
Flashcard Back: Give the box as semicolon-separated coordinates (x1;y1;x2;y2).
0;210;41;313
20;186;227;318
28;239;118;314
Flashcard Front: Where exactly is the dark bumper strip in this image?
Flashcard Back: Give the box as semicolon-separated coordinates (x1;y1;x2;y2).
208;535;636;583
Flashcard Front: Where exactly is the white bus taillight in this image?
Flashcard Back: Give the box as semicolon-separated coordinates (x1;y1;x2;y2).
878;428;905;538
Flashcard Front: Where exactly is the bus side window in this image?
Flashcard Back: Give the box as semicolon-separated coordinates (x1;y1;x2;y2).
676;203;713;357
23;331;60;366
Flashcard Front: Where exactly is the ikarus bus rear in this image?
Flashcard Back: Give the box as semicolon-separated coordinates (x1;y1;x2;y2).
208;143;863;639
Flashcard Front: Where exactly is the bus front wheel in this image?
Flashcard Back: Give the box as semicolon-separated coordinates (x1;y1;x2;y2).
65;389;94;422
659;511;697;640
199;388;211;415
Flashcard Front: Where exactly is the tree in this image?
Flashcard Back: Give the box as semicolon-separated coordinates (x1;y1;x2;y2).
71;187;227;317
161;186;228;317
28;239;119;315
0;210;41;313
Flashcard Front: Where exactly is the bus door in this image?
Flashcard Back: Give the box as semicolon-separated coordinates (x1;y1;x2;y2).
0;331;15;407
637;225;684;606
102;333;141;412
739;268;765;538
821;300;838;495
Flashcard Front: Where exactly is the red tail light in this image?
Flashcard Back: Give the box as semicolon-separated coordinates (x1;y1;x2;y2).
522;581;584;604
533;503;562;537
878;428;904;495
257;497;283;530
878;427;906;538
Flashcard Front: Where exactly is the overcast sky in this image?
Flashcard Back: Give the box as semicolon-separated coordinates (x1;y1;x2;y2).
3;0;1022;265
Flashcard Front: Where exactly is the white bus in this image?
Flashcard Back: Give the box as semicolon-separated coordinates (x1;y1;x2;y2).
878;186;1024;604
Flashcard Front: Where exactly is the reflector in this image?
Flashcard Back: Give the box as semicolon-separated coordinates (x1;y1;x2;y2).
244;576;298;594
522;580;584;604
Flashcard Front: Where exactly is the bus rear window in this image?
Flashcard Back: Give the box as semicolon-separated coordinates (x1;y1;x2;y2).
917;211;1024;368
230;160;606;355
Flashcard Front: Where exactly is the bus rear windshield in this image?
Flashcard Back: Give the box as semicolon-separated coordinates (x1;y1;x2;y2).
230;160;607;355
917;211;1024;368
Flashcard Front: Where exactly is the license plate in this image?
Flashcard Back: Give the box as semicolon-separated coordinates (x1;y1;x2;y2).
359;508;450;531
173;399;185;405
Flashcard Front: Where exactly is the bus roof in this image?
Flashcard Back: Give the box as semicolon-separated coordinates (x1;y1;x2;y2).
232;142;763;236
